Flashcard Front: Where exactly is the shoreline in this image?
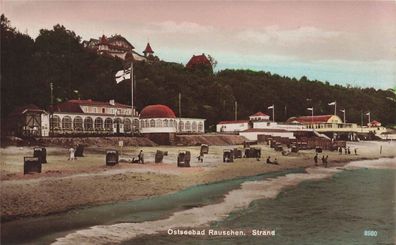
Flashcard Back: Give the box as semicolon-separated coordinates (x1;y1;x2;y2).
1;154;393;223
53;158;396;245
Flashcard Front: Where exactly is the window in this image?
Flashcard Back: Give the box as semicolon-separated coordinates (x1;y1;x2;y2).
73;116;83;131
163;119;168;127
50;115;60;129
124;119;131;132
198;122;203;132
192;121;197;132
156;119;162;127
84;117;93;130
95;117;103;129
133;119;139;130
179;121;184;131
150;119;155;127
62;116;72;130
104;118;113;130
185;121;191;131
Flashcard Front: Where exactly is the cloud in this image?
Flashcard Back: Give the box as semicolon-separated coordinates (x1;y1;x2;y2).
238;26;341;46
146;21;214;34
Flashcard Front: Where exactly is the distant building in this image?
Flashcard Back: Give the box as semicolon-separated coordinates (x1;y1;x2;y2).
287;115;387;140
50;99;139;135
186;53;212;70
83;35;154;62
5;104;50;137
216;112;306;140
139;104;205;134
139;104;205;144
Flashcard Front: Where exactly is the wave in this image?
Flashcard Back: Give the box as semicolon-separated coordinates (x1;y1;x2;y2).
53;167;342;244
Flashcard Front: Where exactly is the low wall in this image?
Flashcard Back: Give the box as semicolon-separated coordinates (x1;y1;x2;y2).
175;134;247;146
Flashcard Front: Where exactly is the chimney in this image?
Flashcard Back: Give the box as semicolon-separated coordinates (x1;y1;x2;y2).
109;99;115;106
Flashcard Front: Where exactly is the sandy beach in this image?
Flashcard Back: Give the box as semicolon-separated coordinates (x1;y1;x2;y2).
1;141;395;221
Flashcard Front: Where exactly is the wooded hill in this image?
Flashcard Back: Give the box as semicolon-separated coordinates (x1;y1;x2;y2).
2;15;395;131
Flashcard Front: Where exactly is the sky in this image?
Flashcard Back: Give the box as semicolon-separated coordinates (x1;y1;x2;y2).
2;0;396;89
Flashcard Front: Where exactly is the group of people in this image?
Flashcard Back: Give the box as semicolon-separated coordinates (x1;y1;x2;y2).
338;146;357;155
131;150;145;164
314;153;329;167
266;156;279;165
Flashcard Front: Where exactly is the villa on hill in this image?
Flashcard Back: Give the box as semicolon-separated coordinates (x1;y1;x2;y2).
83;34;158;62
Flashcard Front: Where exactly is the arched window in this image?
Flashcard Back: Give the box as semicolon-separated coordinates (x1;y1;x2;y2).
133;119;139;130
179;121;184;131
104;118;113;130
62;116;72;130
73;116;83;131
95;117;103;129
124;118;131;132
114;118;122;125
185;121;191;131
192;121;197;132
150;119;155;127
156;119;162;127
84;117;93;131
50;115;61;129
163;119;168;127
198;122;203;132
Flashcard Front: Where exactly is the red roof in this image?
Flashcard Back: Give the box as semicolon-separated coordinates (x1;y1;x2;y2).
370;120;381;126
186;54;211;69
99;35;108;44
287;115;334;123
140;104;176;119
218;120;249;125
251;112;269;117
54;99;131;113
143;43;154;54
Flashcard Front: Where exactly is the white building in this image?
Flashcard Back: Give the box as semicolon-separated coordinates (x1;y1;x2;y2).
139;104;205;134
50;99;139;135
216;120;250;133
216;111;309;141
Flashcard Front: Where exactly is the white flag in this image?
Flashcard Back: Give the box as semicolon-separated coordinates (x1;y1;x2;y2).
328;101;336;105
268;105;274;109
307;107;313;111
115;69;131;84
366;112;370;116
340;109;345;113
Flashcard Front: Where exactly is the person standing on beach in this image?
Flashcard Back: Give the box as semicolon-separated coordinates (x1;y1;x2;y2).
354;148;358;155
314;154;318;166
138;150;144;164
324;155;329;168
68;147;75;161
347;147;351;155
338;147;342;155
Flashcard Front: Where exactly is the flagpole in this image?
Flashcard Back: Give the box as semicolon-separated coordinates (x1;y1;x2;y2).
312;107;314;123
131;62;134;136
334;101;337;115
234;101;238;120
272;104;275;122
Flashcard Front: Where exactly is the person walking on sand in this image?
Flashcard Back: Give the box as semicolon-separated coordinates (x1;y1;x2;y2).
338;147;342;155
324;155;329;168
314;153;318;166
68;147;75;161
347;147;351;155
354;148;358;155
321;155;325;165
138;150;144;164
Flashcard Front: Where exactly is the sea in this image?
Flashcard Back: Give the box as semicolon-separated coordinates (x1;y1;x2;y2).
1;158;395;245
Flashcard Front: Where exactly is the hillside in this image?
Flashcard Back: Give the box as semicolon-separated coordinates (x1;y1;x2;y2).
1;15;395;130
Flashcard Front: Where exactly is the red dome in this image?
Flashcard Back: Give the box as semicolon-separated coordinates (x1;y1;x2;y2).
140;105;176;119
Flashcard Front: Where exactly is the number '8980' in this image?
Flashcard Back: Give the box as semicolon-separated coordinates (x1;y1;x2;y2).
364;230;377;237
